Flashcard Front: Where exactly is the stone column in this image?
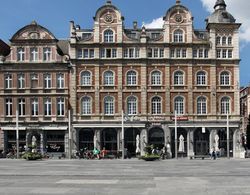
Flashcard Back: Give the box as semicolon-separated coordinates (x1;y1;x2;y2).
140;128;148;156
209;129;217;152
187;128;194;157
95;129;101;150
40;131;44;155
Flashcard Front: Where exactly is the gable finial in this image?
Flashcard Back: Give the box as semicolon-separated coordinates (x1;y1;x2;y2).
176;0;181;5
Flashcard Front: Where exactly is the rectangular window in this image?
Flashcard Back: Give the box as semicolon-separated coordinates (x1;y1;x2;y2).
170;49;175;58
77;49;83;59
89;49;94;58
204;49;208;58
17;74;25;89
44;74;52;89
193;49;197;58
83;49;89;58
57;98;65;116
135;48;140;58
124;49;128;58
228;50;232;58
5;74;12;89
153;48;158;58
112;49;117;58
44;98;52;116
31;98;39;116
182;49;186;58
176;49;181;58
222;49;227;58
159;49;164;58
30;48;38;62
5;98;12;116
199;49;203;58
18;98;25;116
30;73;38;88
129;48;134;58
57;73;64;89
148;48;152;58
216;49;221;58
101;49;105;58
43;47;51;61
17;48;25;62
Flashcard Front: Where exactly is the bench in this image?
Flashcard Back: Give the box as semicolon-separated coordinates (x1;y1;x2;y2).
190;155;209;160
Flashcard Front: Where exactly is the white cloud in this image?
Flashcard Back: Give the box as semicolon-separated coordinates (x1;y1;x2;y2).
200;0;250;43
144;17;164;28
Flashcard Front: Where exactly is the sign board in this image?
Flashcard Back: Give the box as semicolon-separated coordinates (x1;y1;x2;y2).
202;127;206;133
171;116;188;121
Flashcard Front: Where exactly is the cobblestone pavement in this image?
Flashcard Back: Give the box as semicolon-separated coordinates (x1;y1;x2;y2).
0;158;249;195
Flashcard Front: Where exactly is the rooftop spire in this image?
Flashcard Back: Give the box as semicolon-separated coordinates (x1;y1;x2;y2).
214;0;226;10
176;0;181;5
106;0;112;5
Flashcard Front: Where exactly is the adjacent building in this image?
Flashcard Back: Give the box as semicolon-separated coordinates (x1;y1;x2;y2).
0;22;70;154
0;0;244;158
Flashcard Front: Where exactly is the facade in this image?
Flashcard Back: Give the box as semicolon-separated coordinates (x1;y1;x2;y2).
0;0;243;158
0;22;70;154
240;86;250;148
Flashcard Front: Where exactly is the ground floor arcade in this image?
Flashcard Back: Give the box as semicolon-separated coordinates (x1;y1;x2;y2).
0;121;244;158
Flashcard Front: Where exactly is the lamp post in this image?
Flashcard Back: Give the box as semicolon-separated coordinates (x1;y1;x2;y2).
227;111;230;159
16;109;19;159
121;110;125;159
175;110;178;159
68;109;72;159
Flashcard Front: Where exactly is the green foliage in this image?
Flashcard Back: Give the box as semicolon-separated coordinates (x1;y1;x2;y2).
139;144;160;161
22;152;42;160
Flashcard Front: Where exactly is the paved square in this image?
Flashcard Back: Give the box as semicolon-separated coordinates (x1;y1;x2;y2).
0;158;249;195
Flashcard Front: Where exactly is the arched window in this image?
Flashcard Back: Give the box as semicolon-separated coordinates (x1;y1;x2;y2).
151;71;161;85
104;96;114;115
196;71;206;85
81;71;91;86
174;71;184;85
173;30;183;43
197;97;207;114
82;96;91;115
151;96;162;114
174;96;184;115
216;36;221;45
104;71;114;86
104;29;114;43
220;71;230;86
222;36;227;45
227;36;232;45
127;70;137;85
127;96;137;115
221;97;230;114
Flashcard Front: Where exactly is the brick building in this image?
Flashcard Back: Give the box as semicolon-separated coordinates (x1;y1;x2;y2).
0;0;244;158
0;22;70;154
68;0;242;158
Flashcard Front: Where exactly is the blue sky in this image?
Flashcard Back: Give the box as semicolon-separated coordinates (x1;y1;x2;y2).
0;0;249;86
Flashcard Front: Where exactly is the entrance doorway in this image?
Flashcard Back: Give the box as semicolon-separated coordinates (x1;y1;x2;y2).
148;127;164;149
79;129;94;150
217;129;233;157
125;128;140;156
101;128;117;151
194;128;210;155
171;128;187;158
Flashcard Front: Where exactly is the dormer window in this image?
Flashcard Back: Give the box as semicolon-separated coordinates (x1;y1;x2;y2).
173;30;183;43
30;47;38;62
17;47;25;62
104;29;114;43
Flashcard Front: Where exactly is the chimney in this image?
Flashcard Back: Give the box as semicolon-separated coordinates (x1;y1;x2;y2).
133;21;138;29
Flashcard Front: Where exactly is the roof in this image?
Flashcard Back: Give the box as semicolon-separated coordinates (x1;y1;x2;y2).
0;39;10;56
57;40;69;55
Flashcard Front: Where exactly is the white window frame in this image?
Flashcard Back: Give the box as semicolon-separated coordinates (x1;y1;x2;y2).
221;97;230;114
196;71;206;86
31;98;39;116
127;96;137;115
81;71;91;86
44;98;52;116
57;98;65;116
174;96;184;115
104;96;114;115
82;96;91;115
127;70;137;86
104;71;114;86
30;47;38;62
174;71;184;86
197;97;207;115
44;73;52;89
104;29;114;43
57;73;65;89
151;96;162;115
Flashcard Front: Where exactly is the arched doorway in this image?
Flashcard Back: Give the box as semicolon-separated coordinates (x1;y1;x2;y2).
125;128;140;156
217;129;233;157
171;128;187;158
101;128;117;151
194;128;210;155
148;127;164;149
79;129;94;150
